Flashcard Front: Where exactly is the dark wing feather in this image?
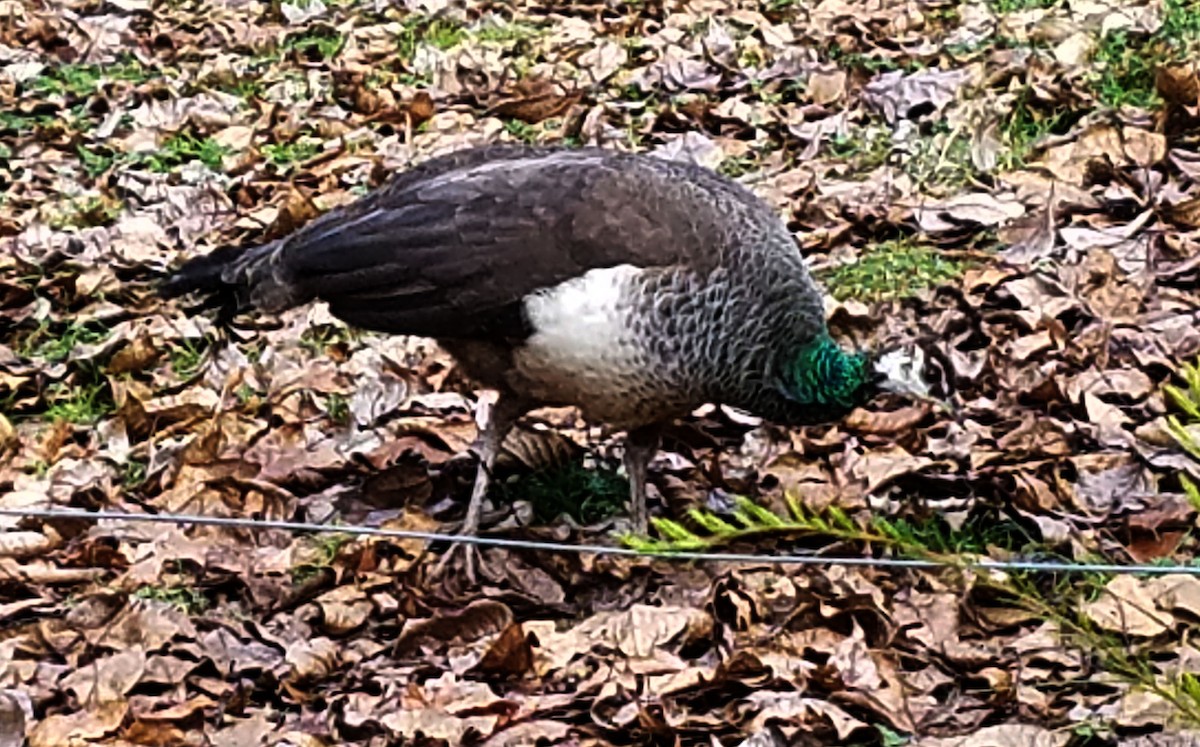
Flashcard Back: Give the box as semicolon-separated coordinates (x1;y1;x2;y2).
167;145;759;340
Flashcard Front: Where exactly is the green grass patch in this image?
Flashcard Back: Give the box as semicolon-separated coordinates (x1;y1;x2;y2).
121;458;148;489
395;15;537;65
0;110;59;133
291;532;352;583
474;20;543;44
133;584;209;614
503;119;538;143
284;27;346;61
47;195;122;229
19;321;109;363
717;156;759;178
146;131;230;173
497;460;629;525
262;137;321;168
987;0;1059;13
900;119;978;191
323;393;350;425
397;16;467;60
298;324;361;356
77;145;119;178
819;239;964;302
43;378;113;425
168;338;208;379
25;58;152;99
999;91;1077;168
1091;31;1160;109
826;128;892;172
1089;0;1200;109
1161;0;1200;48
827;44;923;74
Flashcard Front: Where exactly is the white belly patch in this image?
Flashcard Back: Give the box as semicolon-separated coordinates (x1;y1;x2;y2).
514;265;650;418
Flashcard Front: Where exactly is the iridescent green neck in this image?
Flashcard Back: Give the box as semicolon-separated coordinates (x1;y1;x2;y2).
780;334;875;412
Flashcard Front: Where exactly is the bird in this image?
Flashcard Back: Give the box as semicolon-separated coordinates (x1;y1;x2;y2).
160;143;913;579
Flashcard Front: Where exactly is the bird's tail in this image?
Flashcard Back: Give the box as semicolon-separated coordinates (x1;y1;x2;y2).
159;244;252;300
158;240;302;319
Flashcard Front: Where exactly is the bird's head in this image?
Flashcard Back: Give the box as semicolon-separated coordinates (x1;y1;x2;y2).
777;334;949;418
776;335;877;417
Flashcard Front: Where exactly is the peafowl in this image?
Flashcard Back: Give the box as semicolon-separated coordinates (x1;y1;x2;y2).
160;144;923;577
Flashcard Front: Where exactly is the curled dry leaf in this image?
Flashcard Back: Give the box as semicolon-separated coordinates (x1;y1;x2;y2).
395;599;514;656
843;403;931;436
0;531;55;558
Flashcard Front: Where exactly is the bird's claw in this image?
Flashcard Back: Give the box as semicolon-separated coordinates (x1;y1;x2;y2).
431;542;480;586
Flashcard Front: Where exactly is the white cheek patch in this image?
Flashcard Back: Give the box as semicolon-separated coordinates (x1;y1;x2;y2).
874;345;933;399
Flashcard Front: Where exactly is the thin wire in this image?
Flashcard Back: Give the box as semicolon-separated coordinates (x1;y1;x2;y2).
4;507;1200;576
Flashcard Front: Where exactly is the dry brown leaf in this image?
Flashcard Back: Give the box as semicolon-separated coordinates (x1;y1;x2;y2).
28;701;127;747
60;649;147;704
912;723;1069;747
1157;64;1200;107
1084;575;1171;637
843;404;930;436
0;530;54;558
472;623;534;677
315;585;373;635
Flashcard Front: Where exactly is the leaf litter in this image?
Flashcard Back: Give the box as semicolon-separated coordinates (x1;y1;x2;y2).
3;0;1200;744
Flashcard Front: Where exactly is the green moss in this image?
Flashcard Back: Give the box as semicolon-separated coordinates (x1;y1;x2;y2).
497;460;629;525
819;239;964;302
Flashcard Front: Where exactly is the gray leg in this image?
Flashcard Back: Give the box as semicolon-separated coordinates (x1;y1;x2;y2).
624;425;662;535
435;393;524;582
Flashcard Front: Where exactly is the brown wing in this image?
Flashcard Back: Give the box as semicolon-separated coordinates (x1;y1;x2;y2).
229;145;765;340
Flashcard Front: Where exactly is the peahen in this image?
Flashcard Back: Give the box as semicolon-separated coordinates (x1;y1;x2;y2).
160;144;922;576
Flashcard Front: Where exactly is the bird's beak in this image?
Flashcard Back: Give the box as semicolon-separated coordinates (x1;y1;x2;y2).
872;345;954;413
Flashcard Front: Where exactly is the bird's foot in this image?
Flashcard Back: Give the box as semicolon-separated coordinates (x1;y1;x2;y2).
431;541;480;586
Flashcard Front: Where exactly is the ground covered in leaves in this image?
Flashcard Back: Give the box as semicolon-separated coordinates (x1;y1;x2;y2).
4;0;1200;744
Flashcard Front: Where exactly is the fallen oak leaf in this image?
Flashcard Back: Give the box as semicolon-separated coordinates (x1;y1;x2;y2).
471;622;534;677
1083;575;1171;637
1156;63;1200;108
487;77;579;124
843;403;931;436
